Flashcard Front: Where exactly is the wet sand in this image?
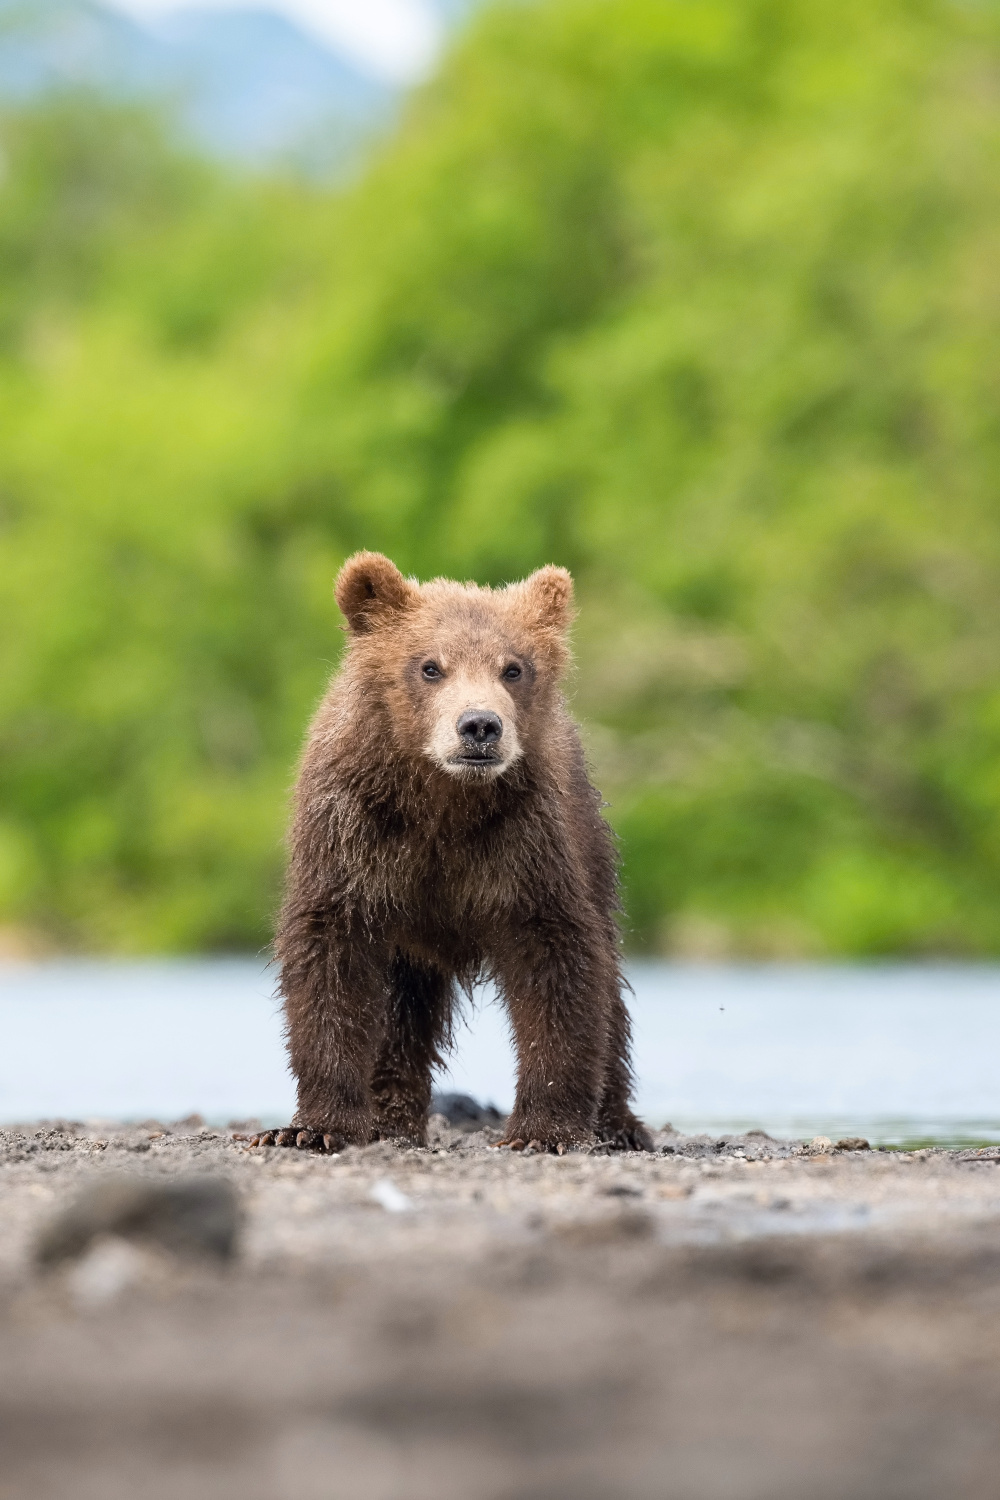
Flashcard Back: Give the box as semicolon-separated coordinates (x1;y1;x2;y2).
3;1118;1000;1499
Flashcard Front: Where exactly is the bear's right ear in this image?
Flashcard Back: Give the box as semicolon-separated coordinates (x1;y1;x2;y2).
335;552;416;634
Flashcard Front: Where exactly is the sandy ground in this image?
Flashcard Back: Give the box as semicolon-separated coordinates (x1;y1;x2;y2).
3;1117;1000;1499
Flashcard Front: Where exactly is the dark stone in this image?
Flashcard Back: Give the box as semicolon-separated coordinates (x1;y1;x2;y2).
36;1175;241;1266
430;1093;506;1131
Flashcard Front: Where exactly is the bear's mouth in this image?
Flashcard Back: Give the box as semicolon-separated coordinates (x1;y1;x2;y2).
449;749;503;770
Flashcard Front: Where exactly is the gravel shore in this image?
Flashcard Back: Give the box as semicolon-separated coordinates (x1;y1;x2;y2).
3;1117;1000;1499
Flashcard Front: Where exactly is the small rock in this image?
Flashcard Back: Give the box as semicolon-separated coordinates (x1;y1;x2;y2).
66;1237;149;1310
369;1178;413;1213
807;1136;834;1155
36;1175;241;1267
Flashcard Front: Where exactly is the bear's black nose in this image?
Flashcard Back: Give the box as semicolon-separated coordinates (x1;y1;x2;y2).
457;710;503;746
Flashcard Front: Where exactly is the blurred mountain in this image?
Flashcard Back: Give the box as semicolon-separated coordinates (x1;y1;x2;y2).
0;0;395;163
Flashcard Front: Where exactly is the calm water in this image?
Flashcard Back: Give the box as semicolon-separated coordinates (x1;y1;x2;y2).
2;960;1000;1145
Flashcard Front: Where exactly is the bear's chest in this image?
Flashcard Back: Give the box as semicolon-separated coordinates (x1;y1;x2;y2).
341;785;544;945
370;820;523;933
400;837;518;914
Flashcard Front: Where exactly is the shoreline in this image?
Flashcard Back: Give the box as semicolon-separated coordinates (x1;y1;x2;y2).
3;1120;1000;1496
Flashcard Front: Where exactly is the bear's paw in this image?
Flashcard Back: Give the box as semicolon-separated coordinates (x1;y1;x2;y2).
596;1115;655;1153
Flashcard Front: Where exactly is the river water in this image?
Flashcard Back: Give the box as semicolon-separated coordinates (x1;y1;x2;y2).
2;959;999;1145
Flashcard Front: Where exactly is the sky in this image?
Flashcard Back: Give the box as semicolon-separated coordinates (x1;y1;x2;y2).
104;0;444;81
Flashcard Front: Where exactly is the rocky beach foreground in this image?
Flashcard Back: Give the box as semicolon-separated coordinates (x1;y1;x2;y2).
2;1116;1000;1499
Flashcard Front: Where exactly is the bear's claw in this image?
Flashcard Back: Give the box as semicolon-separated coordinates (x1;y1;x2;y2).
248;1127;344;1153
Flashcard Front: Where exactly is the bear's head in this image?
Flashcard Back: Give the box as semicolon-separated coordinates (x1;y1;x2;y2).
334;552;574;780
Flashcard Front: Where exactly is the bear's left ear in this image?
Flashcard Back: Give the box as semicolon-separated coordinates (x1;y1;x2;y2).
335;552;417;634
521;565;575;633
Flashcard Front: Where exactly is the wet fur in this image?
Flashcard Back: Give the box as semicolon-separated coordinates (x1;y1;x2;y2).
258;553;651;1154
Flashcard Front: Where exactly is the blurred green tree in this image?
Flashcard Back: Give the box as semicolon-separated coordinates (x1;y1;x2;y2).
6;0;1000;956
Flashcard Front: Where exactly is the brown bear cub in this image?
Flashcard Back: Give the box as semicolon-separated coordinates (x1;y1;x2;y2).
251;552;652;1155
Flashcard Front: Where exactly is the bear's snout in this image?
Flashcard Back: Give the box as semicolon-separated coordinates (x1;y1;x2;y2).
421;667;522;777
456;710;503;750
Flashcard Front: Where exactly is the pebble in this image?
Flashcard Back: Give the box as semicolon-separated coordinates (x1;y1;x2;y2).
370;1178;414;1214
66;1237;150;1310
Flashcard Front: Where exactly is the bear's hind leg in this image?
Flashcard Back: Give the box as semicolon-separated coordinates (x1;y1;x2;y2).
370;956;454;1145
596;988;654;1152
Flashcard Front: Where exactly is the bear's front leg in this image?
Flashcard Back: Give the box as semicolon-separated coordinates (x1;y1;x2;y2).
493;915;610;1153
251;906;387;1153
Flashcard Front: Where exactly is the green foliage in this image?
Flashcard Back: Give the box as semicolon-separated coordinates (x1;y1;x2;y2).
6;0;1000;954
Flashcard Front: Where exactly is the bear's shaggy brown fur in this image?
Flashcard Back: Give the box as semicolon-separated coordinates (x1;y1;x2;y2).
251;552;651;1155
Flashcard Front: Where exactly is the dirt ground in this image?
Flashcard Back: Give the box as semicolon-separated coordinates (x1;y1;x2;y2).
3;1117;1000;1500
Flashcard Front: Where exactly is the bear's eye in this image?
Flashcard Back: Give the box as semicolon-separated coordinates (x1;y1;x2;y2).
502;664;522;681
421;661;442;681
